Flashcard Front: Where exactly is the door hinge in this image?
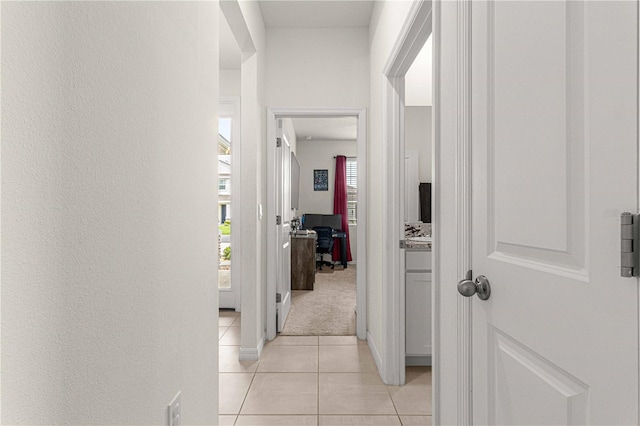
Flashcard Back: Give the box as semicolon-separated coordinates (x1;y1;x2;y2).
399;240;406;248
276;137;282;148
621;212;640;277
276;293;282;303
276;215;282;225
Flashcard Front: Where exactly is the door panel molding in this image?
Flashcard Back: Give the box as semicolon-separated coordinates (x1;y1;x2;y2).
488;326;589;425
485;1;587;279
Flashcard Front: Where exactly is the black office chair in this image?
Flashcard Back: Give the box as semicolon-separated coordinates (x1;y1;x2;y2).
313;226;335;270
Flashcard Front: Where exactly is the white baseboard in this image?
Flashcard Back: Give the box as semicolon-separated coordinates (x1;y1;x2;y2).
238;333;265;361
367;331;385;381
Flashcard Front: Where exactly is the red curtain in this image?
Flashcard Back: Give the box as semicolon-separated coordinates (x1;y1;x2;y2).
333;155;353;262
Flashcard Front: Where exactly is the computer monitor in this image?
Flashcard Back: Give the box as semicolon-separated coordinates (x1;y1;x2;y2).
302;213;342;231
302;214;323;231
323;214;342;231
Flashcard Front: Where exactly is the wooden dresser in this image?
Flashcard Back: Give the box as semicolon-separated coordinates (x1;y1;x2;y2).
291;234;316;290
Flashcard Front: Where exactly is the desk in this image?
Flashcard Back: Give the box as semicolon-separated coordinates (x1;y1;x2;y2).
291;234;316;290
332;231;348;268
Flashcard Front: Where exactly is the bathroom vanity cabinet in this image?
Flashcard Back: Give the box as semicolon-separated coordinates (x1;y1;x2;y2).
405;248;432;365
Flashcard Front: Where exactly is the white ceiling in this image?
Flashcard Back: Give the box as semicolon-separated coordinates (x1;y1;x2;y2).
221;1;375;69
291;117;357;141
259;1;375;28
220;11;241;70
222;2;369;139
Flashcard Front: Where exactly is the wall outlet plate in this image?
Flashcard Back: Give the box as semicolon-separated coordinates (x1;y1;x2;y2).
167;391;181;426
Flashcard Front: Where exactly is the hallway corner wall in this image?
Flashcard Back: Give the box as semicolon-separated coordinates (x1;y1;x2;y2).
367;0;415;374
227;0;270;355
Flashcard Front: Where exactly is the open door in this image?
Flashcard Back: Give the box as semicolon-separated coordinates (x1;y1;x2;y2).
275;119;292;333
466;1;638;423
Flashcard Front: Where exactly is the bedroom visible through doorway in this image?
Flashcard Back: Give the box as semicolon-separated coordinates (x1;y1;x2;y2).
278;116;358;337
266;109;367;341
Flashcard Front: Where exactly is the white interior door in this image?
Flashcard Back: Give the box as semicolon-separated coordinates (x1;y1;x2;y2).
276;119;292;332
468;1;638;424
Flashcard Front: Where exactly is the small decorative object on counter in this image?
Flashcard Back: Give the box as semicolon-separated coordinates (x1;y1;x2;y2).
291;216;301;232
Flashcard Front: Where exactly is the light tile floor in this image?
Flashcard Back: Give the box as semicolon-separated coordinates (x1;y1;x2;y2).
219;310;432;426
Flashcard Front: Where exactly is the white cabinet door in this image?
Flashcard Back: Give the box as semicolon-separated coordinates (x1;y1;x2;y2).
469;1;638;423
406;271;431;357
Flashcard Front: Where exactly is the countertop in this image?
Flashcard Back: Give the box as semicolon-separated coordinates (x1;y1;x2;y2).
405;236;432;250
292;230;317;238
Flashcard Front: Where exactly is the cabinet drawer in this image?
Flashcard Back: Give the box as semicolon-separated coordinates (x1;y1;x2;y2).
406;251;431;271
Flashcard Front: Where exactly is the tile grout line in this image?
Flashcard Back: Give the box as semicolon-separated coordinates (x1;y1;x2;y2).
317;338;320;424
386;377;402;425
233;316;257;422
219;325;230;340
234;357;258;419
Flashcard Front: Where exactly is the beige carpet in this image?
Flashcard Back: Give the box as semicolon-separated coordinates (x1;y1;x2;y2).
280;265;356;336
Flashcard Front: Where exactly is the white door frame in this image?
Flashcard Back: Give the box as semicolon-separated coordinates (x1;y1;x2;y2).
266;107;368;341
381;0;433;386
219;96;242;311
381;0;473;423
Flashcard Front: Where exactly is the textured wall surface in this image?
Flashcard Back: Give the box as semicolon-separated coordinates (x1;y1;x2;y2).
2;2;219;423
296;139;357;217
266;27;369;108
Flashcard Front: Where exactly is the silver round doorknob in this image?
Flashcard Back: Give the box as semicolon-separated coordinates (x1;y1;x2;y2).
457;275;491;300
474;275;491;300
457;279;478;297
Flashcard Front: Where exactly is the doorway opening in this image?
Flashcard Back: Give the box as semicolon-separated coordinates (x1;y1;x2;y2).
403;28;433;370
218;0;244;357
276;116;359;337
218;98;241;312
266;108;368;342
381;0;435;419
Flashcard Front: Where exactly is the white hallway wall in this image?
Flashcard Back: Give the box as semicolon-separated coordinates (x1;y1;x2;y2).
220;69;241;97
405;106;432;184
368;0;415;363
266;27;369;108
296;139;358;262
2;2;219;423
226;0;268;358
265;25;369;335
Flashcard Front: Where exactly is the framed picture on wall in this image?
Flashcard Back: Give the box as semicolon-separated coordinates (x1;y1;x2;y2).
314;169;329;191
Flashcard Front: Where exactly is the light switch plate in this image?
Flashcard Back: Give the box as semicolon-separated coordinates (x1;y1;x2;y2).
167;391;181;426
